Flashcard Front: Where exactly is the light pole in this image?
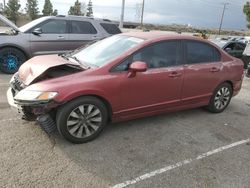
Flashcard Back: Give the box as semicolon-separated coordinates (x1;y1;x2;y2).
140;0;145;28
218;3;229;35
119;0;125;28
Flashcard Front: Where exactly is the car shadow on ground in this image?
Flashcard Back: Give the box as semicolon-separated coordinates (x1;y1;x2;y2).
52;104;249;185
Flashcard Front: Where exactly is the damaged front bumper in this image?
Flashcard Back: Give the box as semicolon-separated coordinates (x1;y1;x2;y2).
7;74;60;133
7;86;59;115
7;73;60;115
7;87;18;111
7;87;59;133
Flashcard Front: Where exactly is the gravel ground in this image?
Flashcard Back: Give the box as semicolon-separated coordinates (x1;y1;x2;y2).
0;73;250;188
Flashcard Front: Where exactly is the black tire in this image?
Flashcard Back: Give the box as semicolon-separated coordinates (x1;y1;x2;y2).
56;96;108;144
207;82;233;113
0;47;27;74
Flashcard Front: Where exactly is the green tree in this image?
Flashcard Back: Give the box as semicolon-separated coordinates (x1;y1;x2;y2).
52;9;58;16
42;0;53;16
3;0;20;24
243;2;250;29
86;0;93;17
26;0;39;20
68;0;84;16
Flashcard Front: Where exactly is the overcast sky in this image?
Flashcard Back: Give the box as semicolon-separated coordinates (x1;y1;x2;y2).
7;0;249;30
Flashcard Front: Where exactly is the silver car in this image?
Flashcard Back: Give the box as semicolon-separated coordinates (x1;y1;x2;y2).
0;14;121;74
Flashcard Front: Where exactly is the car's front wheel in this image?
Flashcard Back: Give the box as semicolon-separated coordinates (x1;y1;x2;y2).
0;47;27;74
207;82;233;113
56;96;108;144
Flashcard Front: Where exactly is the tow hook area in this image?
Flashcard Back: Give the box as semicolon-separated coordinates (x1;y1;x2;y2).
37;114;56;134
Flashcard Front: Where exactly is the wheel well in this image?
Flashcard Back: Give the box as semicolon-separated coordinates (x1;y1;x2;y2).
0;46;29;59
224;80;233;90
89;95;113;121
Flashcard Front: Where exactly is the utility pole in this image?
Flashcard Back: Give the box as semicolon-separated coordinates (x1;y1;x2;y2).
119;0;125;28
218;3;229;35
140;0;145;28
3;0;5;8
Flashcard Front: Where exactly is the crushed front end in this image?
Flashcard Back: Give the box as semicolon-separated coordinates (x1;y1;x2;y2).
7;73;59;133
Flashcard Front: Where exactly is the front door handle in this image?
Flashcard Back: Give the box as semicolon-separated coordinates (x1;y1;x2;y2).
92;35;102;40
169;71;182;78
210;67;220;72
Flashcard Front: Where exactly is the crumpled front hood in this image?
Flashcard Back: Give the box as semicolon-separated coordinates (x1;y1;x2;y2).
18;54;80;85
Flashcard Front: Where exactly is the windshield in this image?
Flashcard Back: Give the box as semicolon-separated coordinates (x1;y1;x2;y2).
19;17;50;32
72;35;144;67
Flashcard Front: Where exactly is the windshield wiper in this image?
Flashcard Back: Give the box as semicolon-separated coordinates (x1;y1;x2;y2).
70;56;90;69
59;53;94;69
58;53;69;60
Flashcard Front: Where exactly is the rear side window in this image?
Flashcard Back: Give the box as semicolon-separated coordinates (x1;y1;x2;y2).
40;20;67;34
186;41;221;64
71;21;97;34
100;23;121;34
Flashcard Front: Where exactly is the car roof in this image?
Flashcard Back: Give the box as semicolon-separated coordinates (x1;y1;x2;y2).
120;31;210;42
53;15;114;24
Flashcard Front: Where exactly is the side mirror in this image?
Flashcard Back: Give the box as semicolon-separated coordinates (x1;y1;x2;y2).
32;28;42;35
128;61;147;78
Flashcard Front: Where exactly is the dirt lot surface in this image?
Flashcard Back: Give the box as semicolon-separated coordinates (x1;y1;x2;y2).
0;72;250;188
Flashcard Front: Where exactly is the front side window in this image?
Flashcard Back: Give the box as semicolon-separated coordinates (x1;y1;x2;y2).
114;41;181;71
40;20;67;34
186;41;220;64
225;43;236;50
71;21;97;34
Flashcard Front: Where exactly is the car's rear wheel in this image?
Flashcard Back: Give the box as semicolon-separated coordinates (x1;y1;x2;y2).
207;82;233;113
0;47;27;74
56;97;108;144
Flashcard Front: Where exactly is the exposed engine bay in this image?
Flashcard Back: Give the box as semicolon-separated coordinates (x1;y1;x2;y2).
33;64;83;84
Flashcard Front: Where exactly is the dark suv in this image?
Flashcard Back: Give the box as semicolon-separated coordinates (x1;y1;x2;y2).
0;15;121;73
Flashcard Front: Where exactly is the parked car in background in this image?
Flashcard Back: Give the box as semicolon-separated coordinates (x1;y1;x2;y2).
243;42;250;76
0;14;121;74
7;32;244;143
246;63;250;77
212;40;248;68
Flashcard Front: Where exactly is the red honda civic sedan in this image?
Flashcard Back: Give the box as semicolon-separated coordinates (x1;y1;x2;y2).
7;32;244;143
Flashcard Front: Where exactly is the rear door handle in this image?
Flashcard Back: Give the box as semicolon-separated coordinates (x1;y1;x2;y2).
57;36;65;39
210;67;220;72
169;72;182;78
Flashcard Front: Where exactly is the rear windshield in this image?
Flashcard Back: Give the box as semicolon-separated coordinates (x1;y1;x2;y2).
100;23;121;34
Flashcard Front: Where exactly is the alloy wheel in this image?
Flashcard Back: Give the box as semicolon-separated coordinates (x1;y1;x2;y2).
66;104;102;139
214;87;231;110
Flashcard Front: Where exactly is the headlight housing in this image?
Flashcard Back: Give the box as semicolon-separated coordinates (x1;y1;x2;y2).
14;90;58;101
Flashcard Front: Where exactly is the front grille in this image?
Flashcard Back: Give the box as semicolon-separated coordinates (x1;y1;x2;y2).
10;74;25;96
13;75;23;91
